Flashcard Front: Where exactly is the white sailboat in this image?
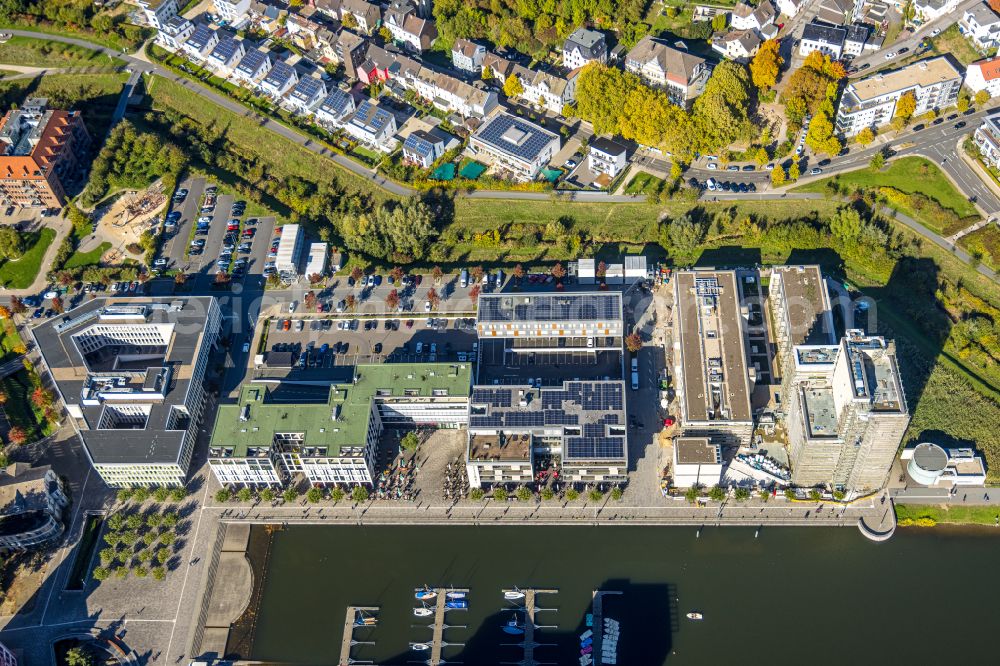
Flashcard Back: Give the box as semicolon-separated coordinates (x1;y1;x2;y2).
504;587;525;601
410;642;431;651
413;605;434;617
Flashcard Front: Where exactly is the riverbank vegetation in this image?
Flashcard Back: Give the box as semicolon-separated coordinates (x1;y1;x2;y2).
0;1;150;51
0;36;121;67
896;503;1000;526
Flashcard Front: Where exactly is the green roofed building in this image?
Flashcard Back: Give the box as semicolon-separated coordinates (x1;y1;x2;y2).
208;363;473;487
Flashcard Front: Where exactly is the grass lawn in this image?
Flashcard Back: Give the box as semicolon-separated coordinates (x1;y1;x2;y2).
0;369;42;439
957;223;1000;270
930;24;982;67
0;36;122;68
624;172;666;195
896;503;1000;526
792;156;979;234
0;228;55;289
0;71;128;137
145;76;391;205
0;17;140;53
0;320;24;361
64;241;111;269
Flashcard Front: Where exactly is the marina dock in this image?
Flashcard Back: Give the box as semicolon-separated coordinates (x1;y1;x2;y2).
590;590;622;665
422;587;468;666
501;587;558;666
339;605;379;666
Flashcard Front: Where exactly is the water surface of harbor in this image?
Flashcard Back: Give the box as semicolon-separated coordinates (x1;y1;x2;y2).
236;524;1000;664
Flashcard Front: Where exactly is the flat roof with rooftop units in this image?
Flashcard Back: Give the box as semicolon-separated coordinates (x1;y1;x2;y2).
673;271;753;426
32;297;222;487
476;292;623;339
770;266;835;349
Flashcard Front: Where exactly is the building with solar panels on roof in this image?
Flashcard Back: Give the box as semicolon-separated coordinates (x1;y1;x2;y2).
469;111;560;181
207;36;245;76
286;76;328;115
467;291;628;486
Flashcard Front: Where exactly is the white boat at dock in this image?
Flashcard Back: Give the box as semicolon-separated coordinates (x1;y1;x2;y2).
686;612;704;620
413;606;433;617
504;587;525;601
410;642;430;651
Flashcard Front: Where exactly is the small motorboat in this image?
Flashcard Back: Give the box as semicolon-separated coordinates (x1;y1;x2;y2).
415;586;437;601
502;615;525;635
413;606;433;618
445;599;468;609
686;612;704;620
354;610;377;626
410;642;430;651
445;590;467;600
504;587;525;601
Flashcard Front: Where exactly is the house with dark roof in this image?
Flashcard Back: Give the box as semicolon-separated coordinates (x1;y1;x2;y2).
452;38;487;73
624;36;709;107
588;136;628;178
403;128;446;168
287;76;328;114
340;0;382;34
412;67;499;118
233;48;273;84
345;100;398;150
731;0;777;31
182;24;219;61
712;28;761;63
260;60;299;97
207;36;246;74
315;88;357;127
469;111;560;181
799;20;847;59
562;27;607;69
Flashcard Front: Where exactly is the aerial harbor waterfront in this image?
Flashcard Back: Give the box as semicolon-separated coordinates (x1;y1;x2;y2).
6;0;1000;664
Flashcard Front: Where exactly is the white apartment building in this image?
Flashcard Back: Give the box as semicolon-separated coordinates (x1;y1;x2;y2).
137;0;179;30
214;0;251;25
799;20;846;58
562;27;607;70
520;70;577;115
914;0;961;21
411;67;499;118
384;0;437;52
587;136;628;178
452;39;487;74
778;0;806;17
966;56;1000;96
784;332;909;494
32;298;221;488
835;57;963;135
625;36;709;107
672;437;723;489
209;364;471;487
469;111;560;181
960;2;1000;52
156;15;194;50
731;0;777;31
713;29;761;63
973;112;1000;167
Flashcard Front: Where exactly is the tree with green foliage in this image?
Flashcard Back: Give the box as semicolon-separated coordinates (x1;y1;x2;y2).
565;487;580;501
400;431;420;451
759;490;771;502
152;566;166;581
169;487;187;502
856;126;875;147
107;513;125;532
214;488;232;503
785;488;797;500
503;73;523;98
352;485;370;503
306;487;323;503
336;198;437;263
809;489;822;501
0;227;25;260
540;487;555;501
833;490;846;501
515;486;533;501
610;486;624;501
684;486;700;503
236;487;253;503
493;487;508;501
132;487;149;502
734;487;751;501
92;566;110;582
869;151;886;171
283;488;298;503
708;485;727;501
469;487;485;501
152;487;170;502
125;514;142;530
711;13;728;32
588;488;604;502
660;213;706;257
65;647;94;666
260;487;276;503
330;487;345;502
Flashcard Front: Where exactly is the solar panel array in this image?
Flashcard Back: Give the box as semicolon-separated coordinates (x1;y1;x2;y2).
478;293;622;323
238;49;269;75
474;113;558;162
264;61;295;87
291;76;324;102
320;90;353;117
566;436;625;460
542;382;623;411
471;388;512;407
187;24;215;49
210;37;240;62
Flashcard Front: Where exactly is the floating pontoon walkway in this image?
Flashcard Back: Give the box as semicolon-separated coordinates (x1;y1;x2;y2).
500;588;558;666
339;605;379;666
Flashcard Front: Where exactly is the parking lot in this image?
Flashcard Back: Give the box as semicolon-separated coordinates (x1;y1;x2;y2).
255;315;479;379
156;179;274;282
